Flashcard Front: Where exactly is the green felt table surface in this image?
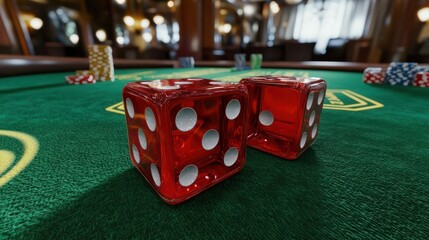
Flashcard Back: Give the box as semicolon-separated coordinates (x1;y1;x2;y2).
0;68;428;239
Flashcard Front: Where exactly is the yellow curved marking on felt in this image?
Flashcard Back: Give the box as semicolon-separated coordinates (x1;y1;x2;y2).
324;90;367;108
323;90;384;111
0;150;15;175
105;102;125;115
0;130;39;187
345;90;384;107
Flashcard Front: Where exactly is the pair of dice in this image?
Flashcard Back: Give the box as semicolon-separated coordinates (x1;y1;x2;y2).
123;76;326;204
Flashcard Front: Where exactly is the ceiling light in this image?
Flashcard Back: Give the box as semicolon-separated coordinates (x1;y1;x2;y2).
153;15;165;25
418;7;429;22
116;36;125;45
140;19;150;28
243;5;256;16
143;32;153;42
219;23;232;34
29;17;43;30
270;1;280;14
223;23;232;33
167;0;174;8
115;0;126;5
69;34;79;44
95;29;107;42
123;15;135;27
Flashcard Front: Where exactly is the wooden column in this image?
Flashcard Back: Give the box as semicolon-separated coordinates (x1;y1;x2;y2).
373;0;421;62
0;0;20;53
389;0;420;60
202;0;217;50
260;2;270;45
177;0;202;60
79;0;94;55
5;0;34;55
404;1;423;59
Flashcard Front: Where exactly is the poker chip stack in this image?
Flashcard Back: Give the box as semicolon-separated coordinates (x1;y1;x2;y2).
250;54;263;69
413;71;429;87
65;75;96;85
363;62;429;88
384;62;418;86
178;57;195;68
363;67;385;84
88;45;115;81
233;53;250;71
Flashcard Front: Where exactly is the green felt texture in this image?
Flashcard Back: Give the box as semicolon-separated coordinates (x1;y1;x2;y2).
0;68;428;239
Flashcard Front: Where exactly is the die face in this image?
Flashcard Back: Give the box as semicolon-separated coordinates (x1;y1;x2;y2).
123;79;248;204
297;83;326;155
168;92;248;203
240;76;326;160
122;91;164;192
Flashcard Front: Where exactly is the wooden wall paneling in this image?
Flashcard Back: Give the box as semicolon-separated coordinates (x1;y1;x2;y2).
376;0;420;62
78;0;94;55
0;0;21;53
388;0;419;60
367;0;393;62
260;2;270;44
177;0;203;60
404;1;424;60
107;0;117;48
5;0;34;55
202;0;218;50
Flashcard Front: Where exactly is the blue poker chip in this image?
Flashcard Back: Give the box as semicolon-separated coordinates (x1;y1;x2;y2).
384;62;418;85
415;66;429;73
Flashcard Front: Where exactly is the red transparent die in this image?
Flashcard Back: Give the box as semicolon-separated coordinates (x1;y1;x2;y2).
123;78;248;204
240;76;326;160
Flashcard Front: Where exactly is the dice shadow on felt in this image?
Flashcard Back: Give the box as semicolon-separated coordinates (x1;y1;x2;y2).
13;153;325;239
0;83;67;95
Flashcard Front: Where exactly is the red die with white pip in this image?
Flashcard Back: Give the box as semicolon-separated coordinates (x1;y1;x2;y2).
240;76;326;160
123;78;248;204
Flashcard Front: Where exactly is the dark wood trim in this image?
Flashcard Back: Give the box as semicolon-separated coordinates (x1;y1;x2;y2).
177;0;203;60
196;60;391;72
0;55;175;77
3;54;415;79
78;0;94;55
5;0;34;55
107;0;117;48
0;0;20;53
202;0;216;49
0;55;405;77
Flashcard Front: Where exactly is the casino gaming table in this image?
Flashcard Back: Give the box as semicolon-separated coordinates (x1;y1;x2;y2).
1;67;428;239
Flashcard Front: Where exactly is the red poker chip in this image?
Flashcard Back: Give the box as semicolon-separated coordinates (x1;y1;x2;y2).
364;76;383;79
414;72;429;81
364;80;383;84
363;72;384;84
413;79;429;83
412;79;429;85
413;81;429;87
363;70;385;84
413;80;429;85
363;78;383;84
65;75;96;85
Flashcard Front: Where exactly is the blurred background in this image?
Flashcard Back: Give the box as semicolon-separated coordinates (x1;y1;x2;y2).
1;0;429;63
